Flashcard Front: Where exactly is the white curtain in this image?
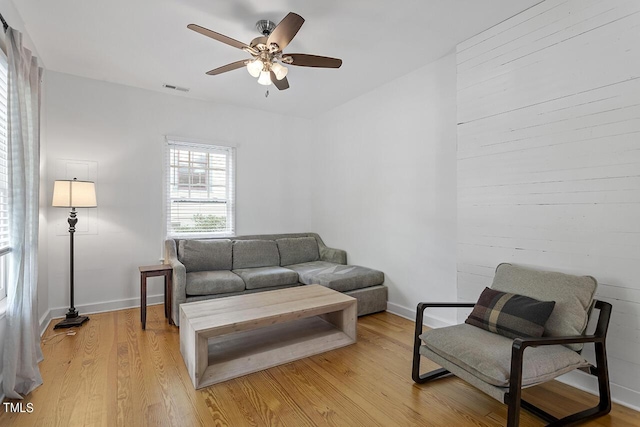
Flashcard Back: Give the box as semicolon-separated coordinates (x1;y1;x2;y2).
2;27;44;399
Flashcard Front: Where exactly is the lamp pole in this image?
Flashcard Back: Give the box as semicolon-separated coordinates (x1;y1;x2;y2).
54;207;88;328
66;207;78;319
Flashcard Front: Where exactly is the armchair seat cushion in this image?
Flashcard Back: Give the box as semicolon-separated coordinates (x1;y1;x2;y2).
186;270;244;296
287;261;384;292
233;266;299;290
420;324;590;387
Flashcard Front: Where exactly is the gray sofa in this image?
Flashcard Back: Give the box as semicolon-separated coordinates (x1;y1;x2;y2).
164;233;387;326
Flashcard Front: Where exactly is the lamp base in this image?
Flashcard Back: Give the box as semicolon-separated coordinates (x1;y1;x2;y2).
54;315;90;329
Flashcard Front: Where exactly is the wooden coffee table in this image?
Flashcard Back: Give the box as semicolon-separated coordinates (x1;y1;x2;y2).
179;285;357;389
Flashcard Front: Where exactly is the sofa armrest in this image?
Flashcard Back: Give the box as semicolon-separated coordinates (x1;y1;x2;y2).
319;246;347;264
165;239;187;326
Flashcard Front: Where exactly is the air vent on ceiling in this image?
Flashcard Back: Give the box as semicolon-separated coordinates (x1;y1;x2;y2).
163;84;190;92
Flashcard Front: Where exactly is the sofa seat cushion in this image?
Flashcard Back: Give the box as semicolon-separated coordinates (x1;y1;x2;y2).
186;270;244;296
233;239;280;269
276;237;320;266
420;324;590;387
232;266;299;290
287;261;384;292
178;239;232;272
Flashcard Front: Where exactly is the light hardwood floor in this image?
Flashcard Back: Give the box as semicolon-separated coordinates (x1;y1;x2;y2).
1;306;637;426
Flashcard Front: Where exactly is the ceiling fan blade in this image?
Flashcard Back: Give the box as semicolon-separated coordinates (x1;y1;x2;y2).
267;12;304;52
284;54;342;68
206;60;247;76
270;72;290;90
188;24;251;52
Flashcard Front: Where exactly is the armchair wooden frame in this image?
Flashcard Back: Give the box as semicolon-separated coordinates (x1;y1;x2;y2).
412;300;612;427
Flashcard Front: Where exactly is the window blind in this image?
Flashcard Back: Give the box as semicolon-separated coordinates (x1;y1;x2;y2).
0;50;8;256
165;138;235;237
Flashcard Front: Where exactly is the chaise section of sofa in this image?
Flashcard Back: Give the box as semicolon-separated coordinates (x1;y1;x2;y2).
164;232;387;326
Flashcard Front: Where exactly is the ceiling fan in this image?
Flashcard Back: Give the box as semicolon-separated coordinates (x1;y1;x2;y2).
188;12;342;91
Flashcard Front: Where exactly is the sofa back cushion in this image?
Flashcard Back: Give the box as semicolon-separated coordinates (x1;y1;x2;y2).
233;239;280;269
178;239;232;272
276;237;320;266
491;263;597;350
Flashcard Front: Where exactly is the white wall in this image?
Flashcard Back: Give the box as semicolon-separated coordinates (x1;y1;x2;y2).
310;53;458;325
43;71;311;321
456;0;640;409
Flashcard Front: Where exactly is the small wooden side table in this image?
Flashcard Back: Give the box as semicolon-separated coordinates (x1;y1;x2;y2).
139;264;173;330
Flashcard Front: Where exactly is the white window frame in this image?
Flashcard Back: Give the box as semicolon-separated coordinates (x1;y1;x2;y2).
0;48;8;302
164;137;236;238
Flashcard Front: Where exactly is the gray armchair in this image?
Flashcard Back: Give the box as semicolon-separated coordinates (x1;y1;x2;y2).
412;263;612;427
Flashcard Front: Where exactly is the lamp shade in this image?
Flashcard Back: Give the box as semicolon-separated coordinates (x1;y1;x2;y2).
52;179;97;208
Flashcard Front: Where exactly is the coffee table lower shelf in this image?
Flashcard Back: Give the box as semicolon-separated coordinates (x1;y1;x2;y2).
199;315;354;387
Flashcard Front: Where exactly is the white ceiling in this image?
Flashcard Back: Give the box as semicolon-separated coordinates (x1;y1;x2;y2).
14;0;542;118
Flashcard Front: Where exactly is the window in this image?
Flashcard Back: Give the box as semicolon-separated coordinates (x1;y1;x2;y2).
0;49;8;300
165;138;235;237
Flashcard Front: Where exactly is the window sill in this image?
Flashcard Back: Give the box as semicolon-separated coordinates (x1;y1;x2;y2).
167;232;235;239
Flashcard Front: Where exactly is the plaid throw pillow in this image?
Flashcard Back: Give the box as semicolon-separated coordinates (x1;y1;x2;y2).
465;287;556;339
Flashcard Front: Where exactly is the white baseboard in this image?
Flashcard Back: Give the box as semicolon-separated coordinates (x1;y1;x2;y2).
386;301;456;330
39;294;166;335
39;310;51;337
386;301;640;412
609;383;640;412
557;370;640;412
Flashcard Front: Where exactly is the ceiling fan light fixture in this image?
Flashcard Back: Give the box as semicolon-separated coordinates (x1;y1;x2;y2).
189;12;342;92
257;70;272;86
246;59;262;77
271;62;288;80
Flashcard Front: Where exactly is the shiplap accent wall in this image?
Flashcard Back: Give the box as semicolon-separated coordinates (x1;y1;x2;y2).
456;0;640;408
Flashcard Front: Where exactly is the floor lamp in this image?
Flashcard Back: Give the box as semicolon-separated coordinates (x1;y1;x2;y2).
52;178;97;329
